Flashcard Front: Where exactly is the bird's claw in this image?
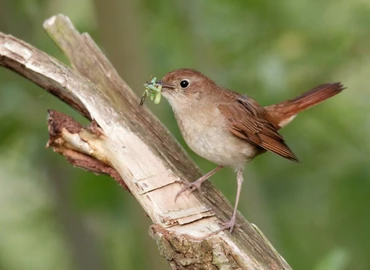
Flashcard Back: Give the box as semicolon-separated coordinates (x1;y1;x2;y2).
174;180;204;202
219;217;240;233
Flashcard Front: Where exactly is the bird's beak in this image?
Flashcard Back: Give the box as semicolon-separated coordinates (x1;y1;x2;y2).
156;81;175;89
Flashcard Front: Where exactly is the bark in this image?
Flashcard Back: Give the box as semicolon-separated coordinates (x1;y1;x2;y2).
0;14;292;270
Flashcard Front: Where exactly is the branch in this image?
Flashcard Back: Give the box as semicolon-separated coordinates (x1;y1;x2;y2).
0;14;291;269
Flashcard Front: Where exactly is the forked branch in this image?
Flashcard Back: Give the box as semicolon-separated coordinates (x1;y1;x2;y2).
0;14;291;270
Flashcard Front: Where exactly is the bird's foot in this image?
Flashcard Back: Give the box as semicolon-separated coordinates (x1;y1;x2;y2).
174;179;204;202
174;165;225;202
219;216;240;233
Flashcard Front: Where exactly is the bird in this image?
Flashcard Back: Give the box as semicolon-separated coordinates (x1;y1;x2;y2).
156;68;344;232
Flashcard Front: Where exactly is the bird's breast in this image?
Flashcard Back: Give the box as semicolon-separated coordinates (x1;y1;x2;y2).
174;107;258;168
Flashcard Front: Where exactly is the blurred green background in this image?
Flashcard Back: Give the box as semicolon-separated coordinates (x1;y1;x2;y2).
0;0;369;269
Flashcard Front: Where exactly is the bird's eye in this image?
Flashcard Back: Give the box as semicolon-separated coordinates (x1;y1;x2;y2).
180;79;190;89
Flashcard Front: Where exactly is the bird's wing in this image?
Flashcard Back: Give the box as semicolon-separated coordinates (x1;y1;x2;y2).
218;96;299;162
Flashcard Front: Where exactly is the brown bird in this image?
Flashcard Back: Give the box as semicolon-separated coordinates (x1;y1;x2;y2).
157;68;344;232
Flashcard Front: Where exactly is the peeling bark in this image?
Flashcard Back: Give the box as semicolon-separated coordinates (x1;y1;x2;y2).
46;110;128;190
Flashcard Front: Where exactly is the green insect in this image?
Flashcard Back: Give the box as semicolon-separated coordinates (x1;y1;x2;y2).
140;77;162;106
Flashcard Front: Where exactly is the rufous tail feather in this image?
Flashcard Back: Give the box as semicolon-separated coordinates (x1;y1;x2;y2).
265;82;344;128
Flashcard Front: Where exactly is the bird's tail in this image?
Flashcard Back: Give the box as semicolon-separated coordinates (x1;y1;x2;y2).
265;83;344;129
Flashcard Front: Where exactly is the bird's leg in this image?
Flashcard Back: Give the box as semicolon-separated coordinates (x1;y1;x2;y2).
220;168;244;233
174;165;224;202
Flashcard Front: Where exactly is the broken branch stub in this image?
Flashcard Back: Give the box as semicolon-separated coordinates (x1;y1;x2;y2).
46;110;128;190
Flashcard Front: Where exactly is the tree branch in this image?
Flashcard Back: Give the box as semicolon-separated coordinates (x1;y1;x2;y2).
0;14;291;269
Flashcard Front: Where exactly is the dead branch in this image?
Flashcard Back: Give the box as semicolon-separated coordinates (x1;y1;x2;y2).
0;14;291;270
